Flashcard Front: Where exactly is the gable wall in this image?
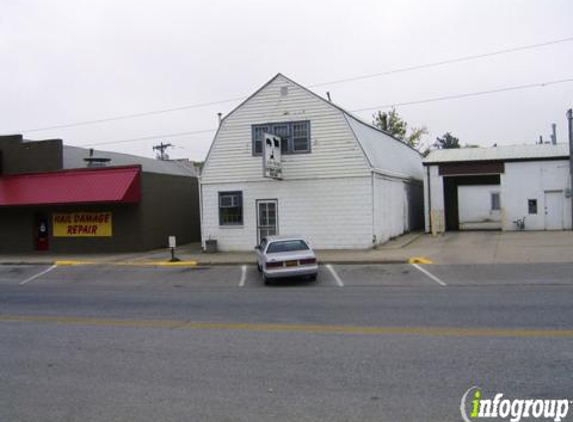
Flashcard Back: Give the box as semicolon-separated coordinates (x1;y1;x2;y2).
201;76;370;184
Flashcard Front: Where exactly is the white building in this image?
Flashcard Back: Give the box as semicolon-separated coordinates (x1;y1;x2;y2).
423;144;572;233
199;74;424;251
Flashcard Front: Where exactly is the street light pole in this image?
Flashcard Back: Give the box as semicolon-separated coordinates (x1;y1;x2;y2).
568;108;573;229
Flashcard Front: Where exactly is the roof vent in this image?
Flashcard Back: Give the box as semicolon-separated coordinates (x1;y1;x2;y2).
280;86;288;96
83;148;111;167
551;123;557;145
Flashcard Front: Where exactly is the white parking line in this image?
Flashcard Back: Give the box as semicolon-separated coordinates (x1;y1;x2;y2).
19;264;58;285
326;264;344;287
411;263;447;286
239;265;247;287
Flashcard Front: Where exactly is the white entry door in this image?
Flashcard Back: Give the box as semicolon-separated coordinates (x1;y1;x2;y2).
544;191;563;230
256;199;278;244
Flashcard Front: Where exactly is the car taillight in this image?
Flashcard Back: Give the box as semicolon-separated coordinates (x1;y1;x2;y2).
299;258;316;265
266;261;283;269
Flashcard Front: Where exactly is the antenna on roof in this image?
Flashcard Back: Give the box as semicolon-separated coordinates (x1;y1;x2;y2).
83;148;111;167
153;142;173;161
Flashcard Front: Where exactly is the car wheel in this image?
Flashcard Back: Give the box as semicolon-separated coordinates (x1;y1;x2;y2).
263;275;271;286
308;273;317;281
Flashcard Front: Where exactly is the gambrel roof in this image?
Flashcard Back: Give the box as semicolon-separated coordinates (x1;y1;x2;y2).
205;73;423;181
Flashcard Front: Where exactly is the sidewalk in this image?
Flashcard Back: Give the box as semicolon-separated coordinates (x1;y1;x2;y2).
1;231;572;266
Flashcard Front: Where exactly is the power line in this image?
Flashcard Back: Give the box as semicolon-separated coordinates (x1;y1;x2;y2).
82;129;216;147
21;96;245;133
309;36;573;88
18;35;573;134
350;77;573;112
77;77;573;148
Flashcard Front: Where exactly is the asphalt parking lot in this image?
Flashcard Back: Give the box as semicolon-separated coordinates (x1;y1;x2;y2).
2;261;573;289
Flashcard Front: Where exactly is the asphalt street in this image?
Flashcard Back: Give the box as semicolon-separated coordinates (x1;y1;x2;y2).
1;262;572;422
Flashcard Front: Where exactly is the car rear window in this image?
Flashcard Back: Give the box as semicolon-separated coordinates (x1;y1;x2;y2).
266;240;309;254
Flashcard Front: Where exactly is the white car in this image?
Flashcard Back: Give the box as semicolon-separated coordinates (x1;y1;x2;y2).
255;236;318;284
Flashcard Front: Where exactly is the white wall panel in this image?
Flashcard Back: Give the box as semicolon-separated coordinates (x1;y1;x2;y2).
457;185;501;230
201;177;373;251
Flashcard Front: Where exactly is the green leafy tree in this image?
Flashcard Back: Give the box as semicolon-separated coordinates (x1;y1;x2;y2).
433;132;460;149
372;108;428;149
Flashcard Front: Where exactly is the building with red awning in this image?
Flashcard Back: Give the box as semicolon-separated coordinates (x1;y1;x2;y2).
0;135;200;253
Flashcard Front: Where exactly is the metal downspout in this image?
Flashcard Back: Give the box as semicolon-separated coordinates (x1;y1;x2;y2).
426;165;432;234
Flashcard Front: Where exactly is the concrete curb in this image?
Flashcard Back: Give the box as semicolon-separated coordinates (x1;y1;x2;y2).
55;260;199;267
196;259;410;266
1;259;412;267
0;260;199;267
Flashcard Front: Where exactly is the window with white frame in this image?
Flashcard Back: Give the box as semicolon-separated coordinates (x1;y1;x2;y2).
252;121;310;155
219;191;243;226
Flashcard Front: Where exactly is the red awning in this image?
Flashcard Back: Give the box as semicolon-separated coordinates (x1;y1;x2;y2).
0;166;141;207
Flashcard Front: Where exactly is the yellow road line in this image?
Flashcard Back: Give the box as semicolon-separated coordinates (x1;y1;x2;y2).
54;260;198;267
1;315;572;338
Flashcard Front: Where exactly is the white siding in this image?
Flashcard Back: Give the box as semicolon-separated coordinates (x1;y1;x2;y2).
202;75;370;184
501;160;572;231
201;177;373;251
372;174;423;244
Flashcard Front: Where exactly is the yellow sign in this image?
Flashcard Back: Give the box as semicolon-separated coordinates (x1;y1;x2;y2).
53;212;112;237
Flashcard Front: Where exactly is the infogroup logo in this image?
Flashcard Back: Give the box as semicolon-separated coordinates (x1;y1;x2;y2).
460;387;571;422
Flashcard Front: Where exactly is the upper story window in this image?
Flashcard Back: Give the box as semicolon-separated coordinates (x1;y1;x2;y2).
252;121;310;156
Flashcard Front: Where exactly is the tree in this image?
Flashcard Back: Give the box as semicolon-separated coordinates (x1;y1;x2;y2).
372;108;428;149
433;132;460;149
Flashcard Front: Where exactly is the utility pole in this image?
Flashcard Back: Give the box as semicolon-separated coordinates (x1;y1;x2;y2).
153;142;173;160
567;109;573;229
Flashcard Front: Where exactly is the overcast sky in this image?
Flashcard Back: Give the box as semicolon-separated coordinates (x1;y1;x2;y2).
2;0;572;160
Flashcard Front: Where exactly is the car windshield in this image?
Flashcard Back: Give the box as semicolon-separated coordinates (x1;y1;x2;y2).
266;240;309;254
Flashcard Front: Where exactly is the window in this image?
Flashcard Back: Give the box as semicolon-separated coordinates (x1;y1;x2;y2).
219;191;243;226
491;192;501;211
273;124;289;154
292;122;310;152
266;240;309;254
528;199;538;214
252;121;310;155
252;125;269;155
